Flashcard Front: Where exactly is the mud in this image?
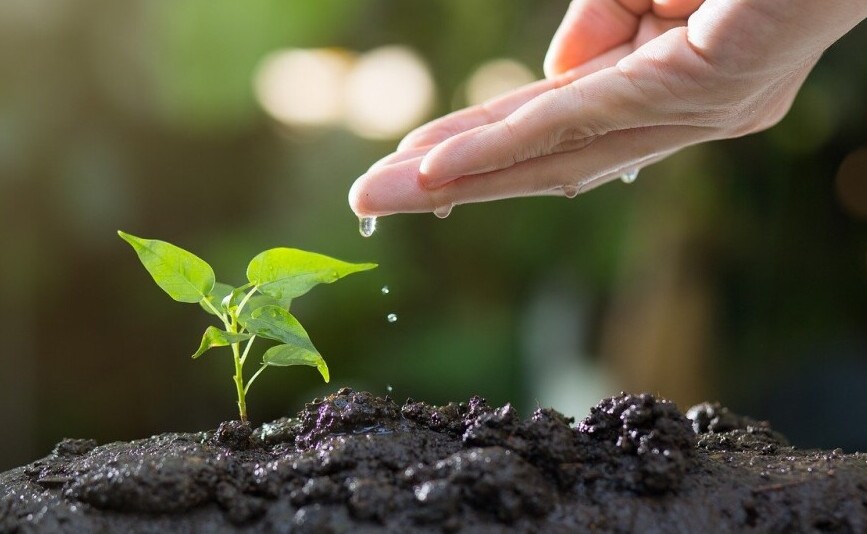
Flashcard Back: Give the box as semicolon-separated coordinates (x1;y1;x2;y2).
2;389;866;533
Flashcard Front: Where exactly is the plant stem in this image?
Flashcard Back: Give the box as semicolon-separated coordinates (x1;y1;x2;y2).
225;307;248;423
235;286;258;316
244;363;269;395
240;335;257;365
231;341;248;423
200;297;228;324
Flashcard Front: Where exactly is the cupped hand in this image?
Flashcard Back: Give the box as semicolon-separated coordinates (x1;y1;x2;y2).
349;0;867;216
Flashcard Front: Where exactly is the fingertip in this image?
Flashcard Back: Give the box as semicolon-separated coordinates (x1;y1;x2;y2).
418;146;454;189
350;156;441;215
396;134;418;152
347;174;372;216
543;47;562;79
652;0;704;19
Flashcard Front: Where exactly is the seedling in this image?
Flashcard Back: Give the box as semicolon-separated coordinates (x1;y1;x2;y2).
118;231;376;423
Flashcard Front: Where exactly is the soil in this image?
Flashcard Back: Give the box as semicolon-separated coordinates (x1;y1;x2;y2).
2;389;866;533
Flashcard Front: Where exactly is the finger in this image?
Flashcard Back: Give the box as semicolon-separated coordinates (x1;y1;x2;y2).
634;13;686;48
549;149;676;196
350;125;712;216
397;77;558;152
398;44;632;153
418;67;656;188
349;155;433;216
369;144;435;172
544;0;641;78
652;0;704;20
531;148;675;199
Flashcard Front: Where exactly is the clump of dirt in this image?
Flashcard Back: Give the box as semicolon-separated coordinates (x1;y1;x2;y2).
2;389;866;533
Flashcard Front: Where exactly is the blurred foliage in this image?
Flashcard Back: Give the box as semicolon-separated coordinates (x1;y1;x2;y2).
1;0;866;471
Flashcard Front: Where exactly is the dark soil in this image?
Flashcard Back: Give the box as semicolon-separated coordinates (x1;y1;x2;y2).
2;389;866;533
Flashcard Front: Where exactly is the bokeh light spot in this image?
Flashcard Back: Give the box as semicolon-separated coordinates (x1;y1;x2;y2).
254;48;354;128
345;46;435;140
465;58;536;106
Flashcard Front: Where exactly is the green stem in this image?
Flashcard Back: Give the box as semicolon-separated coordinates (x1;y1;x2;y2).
225;307;248;423
235;286;258;316
244;363;269;395
200;297;228;325
240;335;257;365
231;341;247;423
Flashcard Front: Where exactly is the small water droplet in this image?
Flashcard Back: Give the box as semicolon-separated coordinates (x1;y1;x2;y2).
621;169;639;184
433;204;453;219
381;286;390;295
561;184;579;198
359;216;377;237
386;313;398;323
386;385;393;393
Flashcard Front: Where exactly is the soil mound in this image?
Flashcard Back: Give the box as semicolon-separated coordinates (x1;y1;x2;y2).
2;389;866;532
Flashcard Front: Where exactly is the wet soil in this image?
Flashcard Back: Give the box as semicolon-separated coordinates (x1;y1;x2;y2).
2;389;866;533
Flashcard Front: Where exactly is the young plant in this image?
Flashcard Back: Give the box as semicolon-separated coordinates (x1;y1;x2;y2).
118;231;376;423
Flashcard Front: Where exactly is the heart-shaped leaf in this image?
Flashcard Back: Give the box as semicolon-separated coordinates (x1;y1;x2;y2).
119;231;215;303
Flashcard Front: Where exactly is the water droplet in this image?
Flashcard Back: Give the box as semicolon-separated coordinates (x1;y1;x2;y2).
381;286;390;295
386;313;398;323
359;216;377;237
386;385;393;393
621;169;639;184
433;204;453;219
561;184;579;198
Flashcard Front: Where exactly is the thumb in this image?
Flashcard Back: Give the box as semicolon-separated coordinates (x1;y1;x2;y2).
544;0;638;78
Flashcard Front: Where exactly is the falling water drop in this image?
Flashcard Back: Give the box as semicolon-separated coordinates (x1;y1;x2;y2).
359;216;377;237
433;204;453;219
561;184;580;198
386;313;398;323
621;169;639;184
381;286;390;295
386;385;393;393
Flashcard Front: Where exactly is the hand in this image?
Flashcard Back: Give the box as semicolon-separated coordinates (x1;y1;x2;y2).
349;0;867;217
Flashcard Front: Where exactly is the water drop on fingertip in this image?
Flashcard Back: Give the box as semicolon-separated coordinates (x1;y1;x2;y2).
433;205;453;219
621;170;639;184
359;216;377;237
386;313;398;323
561;185;579;198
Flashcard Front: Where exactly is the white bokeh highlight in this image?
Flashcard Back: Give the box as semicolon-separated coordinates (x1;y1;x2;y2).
254;48;354;128
344;46;435;140
465;58;536;106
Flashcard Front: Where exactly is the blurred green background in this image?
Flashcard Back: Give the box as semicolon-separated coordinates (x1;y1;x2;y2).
2;1;866;471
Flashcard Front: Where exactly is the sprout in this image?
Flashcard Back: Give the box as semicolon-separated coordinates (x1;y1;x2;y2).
118;231;376;423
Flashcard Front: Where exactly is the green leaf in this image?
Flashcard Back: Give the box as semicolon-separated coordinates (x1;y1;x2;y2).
246;248;376;302
118;231;215;303
237;294;281;325
243;305;317;349
192;326;251;359
200;282;233;315
262;343;330;383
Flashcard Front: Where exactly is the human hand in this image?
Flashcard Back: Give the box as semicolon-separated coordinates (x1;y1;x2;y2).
349;0;867;217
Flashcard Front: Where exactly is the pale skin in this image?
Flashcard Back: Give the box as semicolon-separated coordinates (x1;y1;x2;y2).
349;0;867;216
